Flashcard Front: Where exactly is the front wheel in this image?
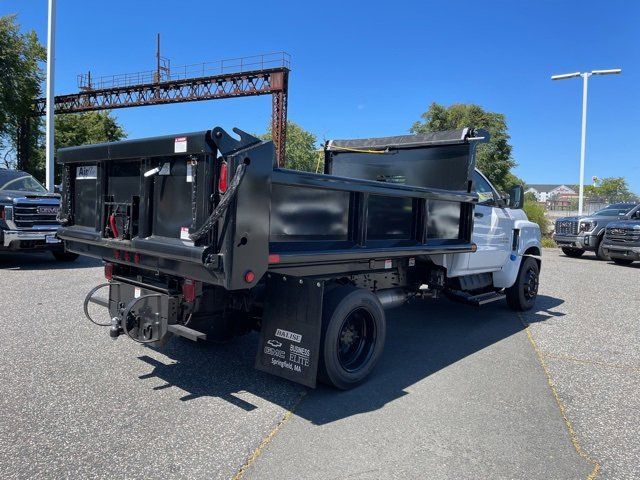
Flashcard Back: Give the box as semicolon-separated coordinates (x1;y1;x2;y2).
612;258;634;266
506;257;539;311
52;251;79;262
561;247;584;258
595;238;610;261
318;286;386;390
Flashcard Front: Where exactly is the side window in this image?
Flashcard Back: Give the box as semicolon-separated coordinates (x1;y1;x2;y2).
473;171;495;205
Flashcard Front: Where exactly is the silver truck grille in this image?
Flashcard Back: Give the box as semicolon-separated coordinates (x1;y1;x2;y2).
13;203;60;229
555;220;578;235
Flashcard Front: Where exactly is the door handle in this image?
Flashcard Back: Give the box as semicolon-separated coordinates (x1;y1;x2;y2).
474;212;484;218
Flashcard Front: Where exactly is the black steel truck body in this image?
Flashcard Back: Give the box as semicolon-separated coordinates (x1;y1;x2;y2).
57;126;537;389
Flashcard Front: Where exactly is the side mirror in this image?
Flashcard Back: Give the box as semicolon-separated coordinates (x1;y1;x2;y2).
507;185;524;209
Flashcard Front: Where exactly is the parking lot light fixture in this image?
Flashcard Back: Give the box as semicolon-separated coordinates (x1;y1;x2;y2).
551;68;622;215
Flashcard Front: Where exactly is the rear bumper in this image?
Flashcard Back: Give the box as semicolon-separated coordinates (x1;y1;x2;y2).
1;229;62;250
601;244;640;260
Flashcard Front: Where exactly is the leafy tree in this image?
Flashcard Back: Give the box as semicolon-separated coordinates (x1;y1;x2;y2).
523;195;549;235
0;15;45;168
261;121;322;172
584;177;636;202
411;102;522;192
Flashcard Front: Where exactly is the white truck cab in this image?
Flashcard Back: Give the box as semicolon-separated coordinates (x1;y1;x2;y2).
435;169;542;310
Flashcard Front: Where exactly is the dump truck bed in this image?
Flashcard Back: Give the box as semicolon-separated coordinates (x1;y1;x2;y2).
57;126;485;290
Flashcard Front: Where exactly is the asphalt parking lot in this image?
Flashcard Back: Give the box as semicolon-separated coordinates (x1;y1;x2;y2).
0;248;638;479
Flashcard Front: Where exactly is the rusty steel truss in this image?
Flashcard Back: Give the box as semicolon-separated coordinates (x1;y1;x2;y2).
26;52;290;167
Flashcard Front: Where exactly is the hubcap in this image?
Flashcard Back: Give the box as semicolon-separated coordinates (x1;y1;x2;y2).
523;267;539;301
337;308;376;373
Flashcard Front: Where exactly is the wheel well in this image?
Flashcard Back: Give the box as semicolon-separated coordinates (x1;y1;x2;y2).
524;246;541;269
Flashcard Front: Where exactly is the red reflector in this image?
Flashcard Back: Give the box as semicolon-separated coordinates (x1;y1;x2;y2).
218;161;229;193
114;250;121;260
182;279;197;302
124;251;131;262
134;253;141;264
0;206;5;220
268;254;280;264
104;263;114;280
244;271;255;283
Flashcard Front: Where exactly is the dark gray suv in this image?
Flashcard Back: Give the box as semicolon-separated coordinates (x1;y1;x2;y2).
553;202;639;259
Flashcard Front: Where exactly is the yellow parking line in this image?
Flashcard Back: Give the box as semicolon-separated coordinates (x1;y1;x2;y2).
233;390;307;480
520;314;601;480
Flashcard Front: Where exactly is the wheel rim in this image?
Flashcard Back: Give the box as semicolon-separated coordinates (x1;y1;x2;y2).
337;307;377;373
523;267;539;301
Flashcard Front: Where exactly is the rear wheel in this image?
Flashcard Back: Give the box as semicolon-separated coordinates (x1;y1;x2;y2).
318;286;386;390
561;247;584;258
52;251;79;262
506;257;539;311
612;258;634;266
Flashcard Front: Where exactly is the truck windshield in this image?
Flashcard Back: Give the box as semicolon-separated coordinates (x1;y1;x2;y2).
0;172;47;193
593;208;631;217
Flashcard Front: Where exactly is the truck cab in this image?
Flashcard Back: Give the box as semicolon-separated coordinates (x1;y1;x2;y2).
553;203;638;259
0;169;78;261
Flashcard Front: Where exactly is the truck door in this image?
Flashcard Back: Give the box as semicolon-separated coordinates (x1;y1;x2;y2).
468;170;512;271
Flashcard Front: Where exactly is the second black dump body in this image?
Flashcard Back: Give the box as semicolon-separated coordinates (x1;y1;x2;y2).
57;127;486;289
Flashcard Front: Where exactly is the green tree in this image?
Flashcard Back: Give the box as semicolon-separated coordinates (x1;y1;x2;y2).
411;102;522;192
261;121;321;172
523;195;549;235
584;177;636;202
0;15;45;167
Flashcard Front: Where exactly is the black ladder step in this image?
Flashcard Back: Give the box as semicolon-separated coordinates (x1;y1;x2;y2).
446;290;506;306
167;324;207;341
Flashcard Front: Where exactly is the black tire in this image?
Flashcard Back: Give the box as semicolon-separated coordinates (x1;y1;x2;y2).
561;247;584;258
506;257;539;311
612;258;634;266
318;286;386;390
595;237;610;261
51;251;79;262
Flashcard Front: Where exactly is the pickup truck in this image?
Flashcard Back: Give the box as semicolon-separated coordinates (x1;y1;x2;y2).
553;203;638;259
0;168;78;261
601;209;640;265
57;126;541;389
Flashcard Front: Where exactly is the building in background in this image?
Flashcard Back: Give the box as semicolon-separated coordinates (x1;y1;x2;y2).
526;184;578;209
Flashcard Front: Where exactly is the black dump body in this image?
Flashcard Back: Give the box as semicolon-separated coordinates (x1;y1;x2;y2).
57;126;486;290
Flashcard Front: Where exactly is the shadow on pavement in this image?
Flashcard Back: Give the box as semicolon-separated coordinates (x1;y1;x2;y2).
138;294;563;425
0;251;102;270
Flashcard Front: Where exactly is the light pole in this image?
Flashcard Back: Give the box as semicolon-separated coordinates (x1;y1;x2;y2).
45;0;56;192
551;68;621;215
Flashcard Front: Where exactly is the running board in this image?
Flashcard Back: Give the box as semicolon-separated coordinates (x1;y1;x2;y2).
447;290;506;307
167;324;206;341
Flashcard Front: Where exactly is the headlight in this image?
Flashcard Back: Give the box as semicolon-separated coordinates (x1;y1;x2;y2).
579;221;594;232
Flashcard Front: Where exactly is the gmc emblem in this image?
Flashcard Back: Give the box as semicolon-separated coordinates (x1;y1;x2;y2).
37;206;59;215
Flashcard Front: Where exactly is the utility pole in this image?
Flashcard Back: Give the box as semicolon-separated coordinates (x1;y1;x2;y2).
45;0;57;192
551;68;621;215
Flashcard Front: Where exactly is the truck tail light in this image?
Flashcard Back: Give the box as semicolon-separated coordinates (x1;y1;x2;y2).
218;161;229;194
104;263;114;280
182;279;198;302
0;206;4;220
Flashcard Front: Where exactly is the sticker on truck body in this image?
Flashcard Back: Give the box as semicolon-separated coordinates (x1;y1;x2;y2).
76;165;97;180
174;137;187;153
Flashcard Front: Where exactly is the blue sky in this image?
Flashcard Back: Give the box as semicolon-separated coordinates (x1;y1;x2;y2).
3;0;639;192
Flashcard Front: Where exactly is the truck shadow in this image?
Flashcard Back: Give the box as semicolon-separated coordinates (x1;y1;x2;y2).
137;295;564;425
0;252;102;270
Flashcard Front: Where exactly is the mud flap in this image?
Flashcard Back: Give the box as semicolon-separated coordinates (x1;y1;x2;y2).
255;274;324;388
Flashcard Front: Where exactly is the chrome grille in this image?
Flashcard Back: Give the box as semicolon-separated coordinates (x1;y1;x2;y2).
13;202;60;229
555;220;578;235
